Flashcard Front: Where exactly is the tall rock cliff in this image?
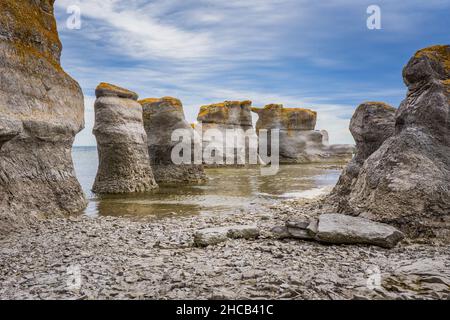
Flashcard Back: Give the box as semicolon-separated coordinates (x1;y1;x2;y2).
252;104;354;163
93;83;158;194
347;45;450;239
0;0;86;234
140;97;206;183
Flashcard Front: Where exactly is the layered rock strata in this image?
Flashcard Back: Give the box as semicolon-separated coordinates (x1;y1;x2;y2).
251;104;354;163
196;101;259;166
139;97;206;183
92;83;157;194
0;0;86;234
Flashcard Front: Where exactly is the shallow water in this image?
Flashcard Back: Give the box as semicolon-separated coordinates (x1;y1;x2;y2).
73;146;342;218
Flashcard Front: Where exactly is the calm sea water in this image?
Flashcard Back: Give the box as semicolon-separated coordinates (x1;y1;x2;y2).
72;146;341;218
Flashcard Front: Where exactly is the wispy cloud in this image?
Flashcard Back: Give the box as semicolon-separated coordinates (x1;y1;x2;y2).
53;0;449;146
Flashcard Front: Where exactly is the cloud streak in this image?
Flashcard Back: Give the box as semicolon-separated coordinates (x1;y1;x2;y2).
53;0;450;146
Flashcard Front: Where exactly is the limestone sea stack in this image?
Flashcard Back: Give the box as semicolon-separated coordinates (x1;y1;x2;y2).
197;101;258;166
330;102;396;212
139;97;206;183
0;0;86;234
345;45;450;239
92;83;158;194
251;104;354;163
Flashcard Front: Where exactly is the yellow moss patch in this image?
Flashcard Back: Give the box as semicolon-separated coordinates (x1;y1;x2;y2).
415;45;450;72
97;82;137;97
138;98;160;105
0;0;61;65
361;101;396;111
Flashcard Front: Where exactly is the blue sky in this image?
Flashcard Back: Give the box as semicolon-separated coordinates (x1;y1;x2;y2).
53;0;450;146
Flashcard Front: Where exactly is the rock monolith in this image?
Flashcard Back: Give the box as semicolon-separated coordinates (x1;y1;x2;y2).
93;83;158;194
251;104;354;163
0;0;86;234
197;101;258;166
347;45;450;239
139;97;206;183
330;102;396;212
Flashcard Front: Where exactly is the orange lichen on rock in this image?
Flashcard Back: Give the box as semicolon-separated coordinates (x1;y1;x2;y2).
139;97;184;117
414;45;450;73
0;0;61;65
95;83;139;100
252;104;317;131
360;101;397;112
197;100;253;125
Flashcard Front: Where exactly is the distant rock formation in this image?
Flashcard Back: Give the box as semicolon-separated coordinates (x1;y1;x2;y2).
330;102;396;212
93;83;158;194
0;0;86;234
342;45;450;239
251;104;354;163
139;97;206;183
196;101;258;166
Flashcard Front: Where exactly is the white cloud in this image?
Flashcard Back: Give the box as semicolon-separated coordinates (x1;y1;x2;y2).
54;0;447;146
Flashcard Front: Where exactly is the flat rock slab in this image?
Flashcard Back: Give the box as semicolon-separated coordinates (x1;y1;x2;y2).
194;225;259;247
315;214;404;248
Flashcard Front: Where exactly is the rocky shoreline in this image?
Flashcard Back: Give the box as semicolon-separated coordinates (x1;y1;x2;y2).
1;193;448;300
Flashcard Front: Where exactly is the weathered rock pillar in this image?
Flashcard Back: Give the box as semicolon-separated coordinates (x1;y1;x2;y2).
0;0;87;234
197;101;258;166
251;104;354;163
92;83;158;193
345;45;450;239
139;97;206;183
329;102;396;212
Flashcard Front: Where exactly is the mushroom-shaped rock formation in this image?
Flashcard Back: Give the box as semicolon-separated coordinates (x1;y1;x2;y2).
197;101;258;166
251;104;354;163
93;83;158;194
139;97;206;183
346;45;450;239
330;102;396;212
0;0;87;234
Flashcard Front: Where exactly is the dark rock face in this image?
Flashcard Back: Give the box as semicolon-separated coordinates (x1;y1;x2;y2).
139;97;206;183
93;83;158;194
197;101;258;166
0;0;86;234
252;104;354;163
347;45;450;239
330;102;396;212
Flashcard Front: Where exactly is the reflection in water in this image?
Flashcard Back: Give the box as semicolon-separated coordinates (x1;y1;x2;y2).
73;146;341;218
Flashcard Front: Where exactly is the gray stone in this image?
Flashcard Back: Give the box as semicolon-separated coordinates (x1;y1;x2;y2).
92;83;158;194
139;97;206;184
286;228;314;240
270;226;291;239
315;214;404;248
0;0;87;235
194;225;259;247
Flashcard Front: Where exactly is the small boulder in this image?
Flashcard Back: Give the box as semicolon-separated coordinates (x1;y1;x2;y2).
315;214;404;248
194;225;259;247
